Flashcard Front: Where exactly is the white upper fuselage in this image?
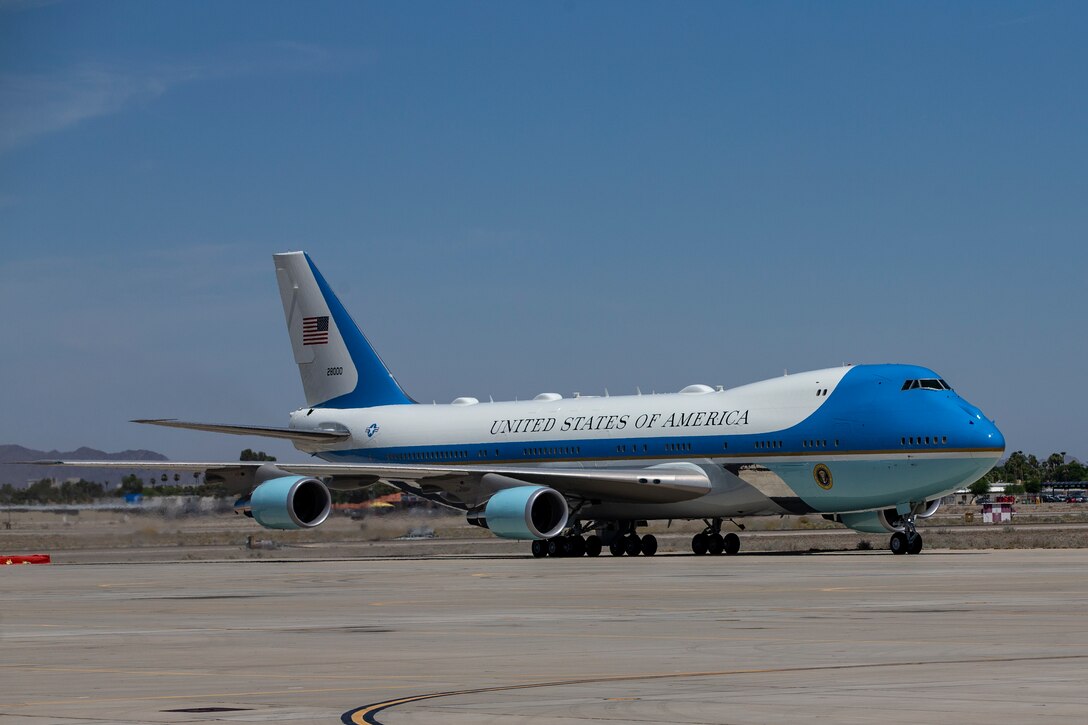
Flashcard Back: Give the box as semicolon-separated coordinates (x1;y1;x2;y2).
289;366;851;461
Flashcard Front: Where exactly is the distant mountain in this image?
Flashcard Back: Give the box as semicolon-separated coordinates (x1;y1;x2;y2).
0;445;170;489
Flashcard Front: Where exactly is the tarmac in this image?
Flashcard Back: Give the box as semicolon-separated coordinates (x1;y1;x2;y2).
3;549;1088;724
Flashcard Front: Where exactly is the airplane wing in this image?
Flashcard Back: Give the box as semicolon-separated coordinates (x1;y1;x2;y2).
132;419;351;443
24;459;712;506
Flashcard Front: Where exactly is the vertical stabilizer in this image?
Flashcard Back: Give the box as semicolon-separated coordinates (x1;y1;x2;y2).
273;252;413;408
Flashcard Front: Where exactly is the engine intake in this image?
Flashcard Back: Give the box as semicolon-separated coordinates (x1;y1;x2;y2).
467;485;568;540
235;475;332;530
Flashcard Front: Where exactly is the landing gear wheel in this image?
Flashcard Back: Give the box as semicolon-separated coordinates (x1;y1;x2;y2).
890;531;909;555
723;532;741;555
707;533;725;555
624;534;643;557
585;535;602;557
609;539;625;557
908;534;923;555
547;538;563;557
691;533;709;556
559;537;576;557
641;534;658;556
531;539;548;558
570;536;587;557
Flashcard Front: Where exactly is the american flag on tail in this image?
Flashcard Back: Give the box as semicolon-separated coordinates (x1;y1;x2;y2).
302;315;329;345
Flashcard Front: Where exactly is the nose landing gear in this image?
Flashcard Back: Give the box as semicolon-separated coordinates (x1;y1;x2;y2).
890;515;924;555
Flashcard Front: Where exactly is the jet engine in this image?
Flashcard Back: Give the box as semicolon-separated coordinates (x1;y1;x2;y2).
918;498;942;518
466;485;568;540
829;499;942;534
235;475;332;530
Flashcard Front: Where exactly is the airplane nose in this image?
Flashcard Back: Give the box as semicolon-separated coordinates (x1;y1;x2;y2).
987;419;1006;452
970;413;1005;452
957;400;1004;451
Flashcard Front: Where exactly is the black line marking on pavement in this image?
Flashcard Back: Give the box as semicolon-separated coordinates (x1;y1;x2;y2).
341;653;1088;724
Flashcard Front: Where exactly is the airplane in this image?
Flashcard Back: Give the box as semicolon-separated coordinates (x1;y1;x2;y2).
33;251;1006;557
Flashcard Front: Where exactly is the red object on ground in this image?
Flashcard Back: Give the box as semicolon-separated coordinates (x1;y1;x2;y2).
2;554;51;565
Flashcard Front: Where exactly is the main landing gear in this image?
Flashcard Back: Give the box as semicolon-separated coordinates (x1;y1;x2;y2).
607;531;657;557
889;516;924;555
691;518;740;556
531;522;658;557
531;534;601;558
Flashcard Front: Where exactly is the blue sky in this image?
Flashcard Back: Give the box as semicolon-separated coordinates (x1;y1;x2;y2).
1;1;1085;462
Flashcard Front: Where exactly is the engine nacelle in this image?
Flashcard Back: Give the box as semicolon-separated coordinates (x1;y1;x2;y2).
467;485;568;540
829;499;942;534
235;476;332;530
918;498;942;519
828;508;907;534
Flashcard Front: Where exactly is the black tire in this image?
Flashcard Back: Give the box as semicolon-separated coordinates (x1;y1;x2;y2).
548;538;562;557
890;531;908;555
908;534;923;555
609;539;625;556
723;532;740;555
641;534;658;556
624;534;643;556
531;539;548;558
585;535;602;557
571;536;587;557
691;533;709;556
707;533;725;555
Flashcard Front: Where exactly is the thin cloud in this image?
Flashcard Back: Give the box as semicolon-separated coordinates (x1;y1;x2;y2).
0;43;364;155
980;14;1039;30
0;63;191;154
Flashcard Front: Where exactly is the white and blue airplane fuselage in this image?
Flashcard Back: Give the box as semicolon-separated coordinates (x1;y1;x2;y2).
40;252;1005;557
291;363;1002;523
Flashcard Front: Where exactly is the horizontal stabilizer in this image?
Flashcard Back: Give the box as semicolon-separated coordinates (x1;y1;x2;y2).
132;419;351;443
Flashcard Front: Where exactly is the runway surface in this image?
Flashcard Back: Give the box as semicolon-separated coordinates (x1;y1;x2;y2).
3;549;1088;724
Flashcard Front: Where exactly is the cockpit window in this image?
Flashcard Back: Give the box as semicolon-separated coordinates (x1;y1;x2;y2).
902;378;953;391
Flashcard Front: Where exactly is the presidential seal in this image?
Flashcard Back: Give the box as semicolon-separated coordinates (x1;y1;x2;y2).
813;463;833;490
